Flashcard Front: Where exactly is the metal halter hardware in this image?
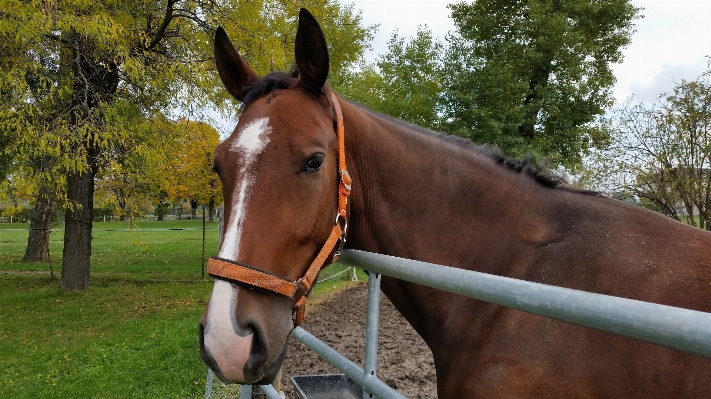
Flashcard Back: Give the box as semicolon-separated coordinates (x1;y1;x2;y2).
207;93;351;327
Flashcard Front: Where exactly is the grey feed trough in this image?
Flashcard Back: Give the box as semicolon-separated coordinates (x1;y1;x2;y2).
290;374;364;399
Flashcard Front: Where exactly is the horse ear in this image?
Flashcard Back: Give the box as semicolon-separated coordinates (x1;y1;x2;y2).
295;8;329;94
214;27;259;102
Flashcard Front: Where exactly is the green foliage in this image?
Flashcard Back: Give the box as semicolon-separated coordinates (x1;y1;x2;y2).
586;63;711;230
95;105;177;219
160;120;222;207
0;206;33;222
0;132;11;181
207;1;376;107
340;27;444;131
0;0;374;289
442;0;640;167
154;202;170;220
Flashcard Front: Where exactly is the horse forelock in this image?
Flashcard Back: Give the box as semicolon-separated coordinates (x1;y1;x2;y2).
238;70;299;110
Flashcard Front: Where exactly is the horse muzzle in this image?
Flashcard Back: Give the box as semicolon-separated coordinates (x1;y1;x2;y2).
198;280;292;384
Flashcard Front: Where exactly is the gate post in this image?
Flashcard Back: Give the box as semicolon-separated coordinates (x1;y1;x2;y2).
363;272;382;399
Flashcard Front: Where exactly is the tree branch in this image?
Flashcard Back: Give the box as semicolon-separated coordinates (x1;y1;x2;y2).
44;33;70;46
147;0;179;49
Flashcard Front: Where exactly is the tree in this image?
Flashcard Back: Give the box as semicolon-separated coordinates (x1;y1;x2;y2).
95;104;176;222
0;171;37;223
1;12;66;262
23;185;58;262
0;132;11;181
1;0;373;291
585;65;711;230
341;27;444;130
442;0;640;167
161;120;222;220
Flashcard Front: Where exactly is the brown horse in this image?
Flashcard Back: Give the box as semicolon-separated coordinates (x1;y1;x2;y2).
199;9;711;398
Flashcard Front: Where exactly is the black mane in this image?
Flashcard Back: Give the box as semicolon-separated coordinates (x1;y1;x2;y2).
237;74;594;193
364;107;591;192
239;70;299;110
436;130;566;189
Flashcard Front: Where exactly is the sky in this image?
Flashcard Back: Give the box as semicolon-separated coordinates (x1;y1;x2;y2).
347;0;711;104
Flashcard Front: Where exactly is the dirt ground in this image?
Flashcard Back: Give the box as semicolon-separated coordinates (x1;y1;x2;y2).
277;282;437;399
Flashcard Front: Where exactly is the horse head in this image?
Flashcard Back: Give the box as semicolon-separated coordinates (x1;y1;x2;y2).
199;9;347;384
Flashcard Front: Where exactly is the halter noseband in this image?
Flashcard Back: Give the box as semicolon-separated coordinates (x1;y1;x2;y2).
207;93;351;327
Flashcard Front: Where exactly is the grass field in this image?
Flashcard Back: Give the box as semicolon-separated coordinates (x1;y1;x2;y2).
0;220;220;278
0;220;364;398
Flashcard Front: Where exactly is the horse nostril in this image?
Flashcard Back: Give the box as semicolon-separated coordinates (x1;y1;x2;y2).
245;323;267;367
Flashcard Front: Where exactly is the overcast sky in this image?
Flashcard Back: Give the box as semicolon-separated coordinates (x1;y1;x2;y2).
348;0;711;104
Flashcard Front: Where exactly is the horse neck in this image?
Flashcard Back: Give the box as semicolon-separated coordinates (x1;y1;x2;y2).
338;100;568;354
341;100;559;275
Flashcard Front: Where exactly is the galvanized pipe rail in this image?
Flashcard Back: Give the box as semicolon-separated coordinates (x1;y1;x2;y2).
292;324;405;399
362;272;382;399
208;247;711;398
286;270;404;399
233;270;402;399
339;249;711;359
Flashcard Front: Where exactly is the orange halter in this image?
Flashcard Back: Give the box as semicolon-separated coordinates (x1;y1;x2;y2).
207;93;351;326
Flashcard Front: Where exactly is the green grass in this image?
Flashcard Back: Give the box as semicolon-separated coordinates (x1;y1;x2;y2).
0;276;212;398
0;220;364;399
0;220;219;278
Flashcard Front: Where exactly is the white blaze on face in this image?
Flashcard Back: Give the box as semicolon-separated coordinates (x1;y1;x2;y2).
219;117;272;260
204;279;253;381
205;117;273;382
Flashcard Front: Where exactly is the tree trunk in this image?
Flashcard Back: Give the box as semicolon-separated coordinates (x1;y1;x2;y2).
156;203;165;221
118;198;126;222
61;168;95;291
59;31;117;292
208;198;215;222
23;186;56;262
190;199;198;219
518;65;551;140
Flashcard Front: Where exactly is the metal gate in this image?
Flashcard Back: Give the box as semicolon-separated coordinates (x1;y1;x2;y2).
207;246;711;399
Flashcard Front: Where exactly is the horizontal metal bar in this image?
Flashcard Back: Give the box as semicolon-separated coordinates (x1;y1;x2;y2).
291;327;407;399
258;384;284;399
338;249;711;359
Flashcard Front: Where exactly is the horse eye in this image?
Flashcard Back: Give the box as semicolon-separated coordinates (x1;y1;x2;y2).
304;155;324;172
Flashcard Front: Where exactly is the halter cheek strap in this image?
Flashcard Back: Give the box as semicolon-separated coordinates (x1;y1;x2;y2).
207;93;351;327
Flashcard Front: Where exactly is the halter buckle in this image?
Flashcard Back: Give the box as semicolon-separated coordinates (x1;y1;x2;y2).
341;169;352;192
334;235;347;258
333;213;348;258
294;277;309;296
